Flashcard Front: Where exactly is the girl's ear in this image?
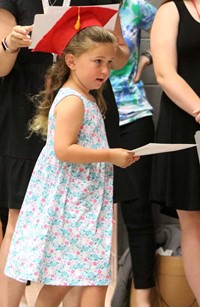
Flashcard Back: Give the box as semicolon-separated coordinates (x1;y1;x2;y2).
65;54;76;70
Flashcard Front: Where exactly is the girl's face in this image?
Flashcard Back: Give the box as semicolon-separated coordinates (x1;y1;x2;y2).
72;43;115;92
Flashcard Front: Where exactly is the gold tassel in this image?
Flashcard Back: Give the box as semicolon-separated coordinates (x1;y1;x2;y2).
74;7;81;31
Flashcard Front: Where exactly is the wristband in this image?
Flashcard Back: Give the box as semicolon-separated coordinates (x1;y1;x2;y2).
141;51;153;65
1;37;20;53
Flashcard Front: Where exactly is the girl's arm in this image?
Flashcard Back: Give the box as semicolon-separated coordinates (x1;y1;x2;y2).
150;2;200;117
54;95;138;168
0;9;32;77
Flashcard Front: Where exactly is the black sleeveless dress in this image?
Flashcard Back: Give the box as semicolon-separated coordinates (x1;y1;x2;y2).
151;0;200;215
0;0;62;209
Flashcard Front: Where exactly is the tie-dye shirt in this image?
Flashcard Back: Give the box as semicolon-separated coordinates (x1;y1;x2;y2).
110;0;157;126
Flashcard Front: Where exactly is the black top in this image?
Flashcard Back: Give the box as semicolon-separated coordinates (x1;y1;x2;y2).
151;0;200;212
0;0;53;159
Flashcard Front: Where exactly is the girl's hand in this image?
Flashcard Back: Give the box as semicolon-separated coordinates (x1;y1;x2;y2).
6;25;33;51
108;148;140;168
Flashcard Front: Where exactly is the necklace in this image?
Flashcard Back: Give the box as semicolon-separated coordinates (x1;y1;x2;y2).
191;0;200;20
48;0;58;5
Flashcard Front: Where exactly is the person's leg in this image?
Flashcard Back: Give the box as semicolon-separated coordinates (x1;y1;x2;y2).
120;117;155;306
35;285;72;307
81;286;107;307
62;287;83;307
120;200;155;306
177;210;200;304
0;209;26;307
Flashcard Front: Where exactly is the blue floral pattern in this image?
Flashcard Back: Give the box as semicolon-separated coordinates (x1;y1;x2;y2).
5;88;113;286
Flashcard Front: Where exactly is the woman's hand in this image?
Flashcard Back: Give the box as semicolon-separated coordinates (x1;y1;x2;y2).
108;148;140;168
6;25;33;51
193;107;200;124
134;53;152;82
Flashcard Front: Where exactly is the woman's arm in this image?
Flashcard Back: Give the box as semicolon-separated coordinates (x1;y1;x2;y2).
150;2;200;117
111;14;130;70
0;9;32;77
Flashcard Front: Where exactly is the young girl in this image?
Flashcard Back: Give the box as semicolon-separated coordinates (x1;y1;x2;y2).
4;7;138;307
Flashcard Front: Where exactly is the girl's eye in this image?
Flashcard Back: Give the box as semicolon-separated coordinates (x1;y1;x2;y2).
95;59;101;64
108;60;113;66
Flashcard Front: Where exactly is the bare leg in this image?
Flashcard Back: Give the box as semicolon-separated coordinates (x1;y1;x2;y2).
25;283;43;307
35;285;72;307
62;287;83;307
0;209;26;307
177;210;200;305
80;286;107;307
135;288;151;307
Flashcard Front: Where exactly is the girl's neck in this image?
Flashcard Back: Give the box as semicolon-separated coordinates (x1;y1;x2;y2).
64;77;95;102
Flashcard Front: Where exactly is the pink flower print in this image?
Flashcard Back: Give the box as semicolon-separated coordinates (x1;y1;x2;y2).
41;198;46;203
55;207;59;212
93;262;97;266
34;272;39;276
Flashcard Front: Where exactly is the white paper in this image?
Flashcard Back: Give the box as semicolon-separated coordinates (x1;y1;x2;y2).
129;143;197;156
194;131;200;162
30;4;119;49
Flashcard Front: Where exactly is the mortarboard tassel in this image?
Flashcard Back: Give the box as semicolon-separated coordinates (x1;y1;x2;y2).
74;7;81;31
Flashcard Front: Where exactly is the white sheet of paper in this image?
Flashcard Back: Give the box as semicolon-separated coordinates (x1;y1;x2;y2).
129;143;197;156
194;131;200;162
29;4;119;49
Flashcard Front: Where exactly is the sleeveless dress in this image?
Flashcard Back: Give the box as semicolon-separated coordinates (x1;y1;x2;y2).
151;0;200;215
5;88;113;286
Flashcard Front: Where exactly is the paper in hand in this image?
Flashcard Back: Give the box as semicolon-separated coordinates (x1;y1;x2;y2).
130;143;197;156
194;131;200;162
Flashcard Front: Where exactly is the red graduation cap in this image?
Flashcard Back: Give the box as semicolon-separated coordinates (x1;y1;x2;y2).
32;6;117;56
